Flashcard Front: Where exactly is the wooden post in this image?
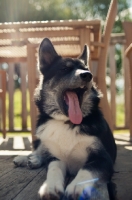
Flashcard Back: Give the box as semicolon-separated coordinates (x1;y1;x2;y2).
123;21;132;140
0;69;6;138
20;62;27;130
123;46;130;129
96;0;117;131
0;64;2;130
108;45;116;128
8;63;14;131
27;44;37;141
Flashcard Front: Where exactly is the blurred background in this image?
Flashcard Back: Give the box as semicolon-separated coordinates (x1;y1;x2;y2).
0;0;132;133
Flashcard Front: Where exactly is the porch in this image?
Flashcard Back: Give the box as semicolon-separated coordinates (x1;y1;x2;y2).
0;132;132;200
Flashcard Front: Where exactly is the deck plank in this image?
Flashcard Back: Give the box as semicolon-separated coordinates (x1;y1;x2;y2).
0;156;15;178
13;167;47;200
0;157;44;200
0;138;13;150
23;137;32;150
112;145;132;200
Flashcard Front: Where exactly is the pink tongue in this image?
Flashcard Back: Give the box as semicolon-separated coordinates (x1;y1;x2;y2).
65;91;82;124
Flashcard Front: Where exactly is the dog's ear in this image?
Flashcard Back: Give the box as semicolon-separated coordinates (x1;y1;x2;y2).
78;45;89;66
39;38;59;74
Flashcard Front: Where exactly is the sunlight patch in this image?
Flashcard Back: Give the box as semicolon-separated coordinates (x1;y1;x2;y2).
115;140;130;145
125;146;132;150
13;136;25;149
0;150;31;156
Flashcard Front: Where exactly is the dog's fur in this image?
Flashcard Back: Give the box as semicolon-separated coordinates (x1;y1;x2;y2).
14;38;116;200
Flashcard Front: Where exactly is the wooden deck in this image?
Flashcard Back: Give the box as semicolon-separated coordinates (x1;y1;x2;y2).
0;133;132;200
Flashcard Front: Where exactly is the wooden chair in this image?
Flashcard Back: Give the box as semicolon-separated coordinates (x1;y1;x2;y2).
27;0;117;140
0;70;6;138
96;0;117;131
123;21;132;140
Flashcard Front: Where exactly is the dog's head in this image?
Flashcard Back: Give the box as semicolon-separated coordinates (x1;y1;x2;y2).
35;38;100;124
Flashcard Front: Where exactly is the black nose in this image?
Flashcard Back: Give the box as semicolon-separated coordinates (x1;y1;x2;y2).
80;72;92;82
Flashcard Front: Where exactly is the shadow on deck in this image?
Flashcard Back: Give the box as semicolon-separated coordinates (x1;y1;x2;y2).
0;133;132;200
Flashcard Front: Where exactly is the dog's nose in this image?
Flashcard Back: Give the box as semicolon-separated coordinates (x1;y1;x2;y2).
80;72;92;82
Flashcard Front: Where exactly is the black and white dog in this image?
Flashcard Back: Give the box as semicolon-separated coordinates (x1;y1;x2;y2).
14;38;116;200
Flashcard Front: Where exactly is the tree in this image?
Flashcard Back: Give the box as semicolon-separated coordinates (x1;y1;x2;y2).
65;0;131;33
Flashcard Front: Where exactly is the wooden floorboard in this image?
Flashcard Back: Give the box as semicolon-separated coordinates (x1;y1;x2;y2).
13;167;47;200
0;156;15;178
0;158;44;200
0;138;14;150
112;145;132;200
0;135;132;200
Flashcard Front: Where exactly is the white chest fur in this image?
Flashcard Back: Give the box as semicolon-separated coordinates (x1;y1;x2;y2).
37;120;97;173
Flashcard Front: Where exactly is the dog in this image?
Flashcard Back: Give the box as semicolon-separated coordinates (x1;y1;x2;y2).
13;38;117;200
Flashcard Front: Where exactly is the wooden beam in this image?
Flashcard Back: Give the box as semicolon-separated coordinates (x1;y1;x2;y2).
0;30;80;40
0;20;101;29
0;57;27;63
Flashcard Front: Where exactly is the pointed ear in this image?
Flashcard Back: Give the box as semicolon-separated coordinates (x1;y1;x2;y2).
78;45;89;66
39;38;59;74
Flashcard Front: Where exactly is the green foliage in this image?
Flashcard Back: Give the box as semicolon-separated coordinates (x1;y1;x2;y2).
65;0;111;19
0;0;78;22
0;0;131;32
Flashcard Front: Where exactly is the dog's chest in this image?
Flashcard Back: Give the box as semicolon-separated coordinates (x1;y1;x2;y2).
37;120;96;172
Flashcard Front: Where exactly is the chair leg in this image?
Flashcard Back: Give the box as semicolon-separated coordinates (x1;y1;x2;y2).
2;99;6;139
100;96;113;132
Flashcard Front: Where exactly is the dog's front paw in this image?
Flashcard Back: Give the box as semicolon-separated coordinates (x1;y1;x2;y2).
65;180;94;200
13;155;28;167
65;180;109;200
64;169;100;200
28;154;42;169
38;180;64;200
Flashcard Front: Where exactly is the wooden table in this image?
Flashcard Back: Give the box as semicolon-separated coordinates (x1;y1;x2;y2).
0;20;102;140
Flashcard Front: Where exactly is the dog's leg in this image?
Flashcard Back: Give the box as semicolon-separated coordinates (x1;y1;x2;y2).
39;160;66;200
13;143;45;168
65;169;109;200
13;155;29;167
13;152;43;168
65;148;113;200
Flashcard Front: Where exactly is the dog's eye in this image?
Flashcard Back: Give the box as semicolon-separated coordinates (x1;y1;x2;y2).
60;67;72;71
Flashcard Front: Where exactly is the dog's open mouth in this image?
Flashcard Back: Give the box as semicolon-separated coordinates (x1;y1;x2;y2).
63;87;87;124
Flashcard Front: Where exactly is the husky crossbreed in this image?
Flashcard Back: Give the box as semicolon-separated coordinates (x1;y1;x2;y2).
14;38;116;200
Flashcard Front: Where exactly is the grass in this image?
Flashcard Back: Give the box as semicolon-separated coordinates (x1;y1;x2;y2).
5;89;31;130
116;103;125;127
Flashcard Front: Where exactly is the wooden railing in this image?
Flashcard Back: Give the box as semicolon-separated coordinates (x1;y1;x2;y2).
0;33;129;132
